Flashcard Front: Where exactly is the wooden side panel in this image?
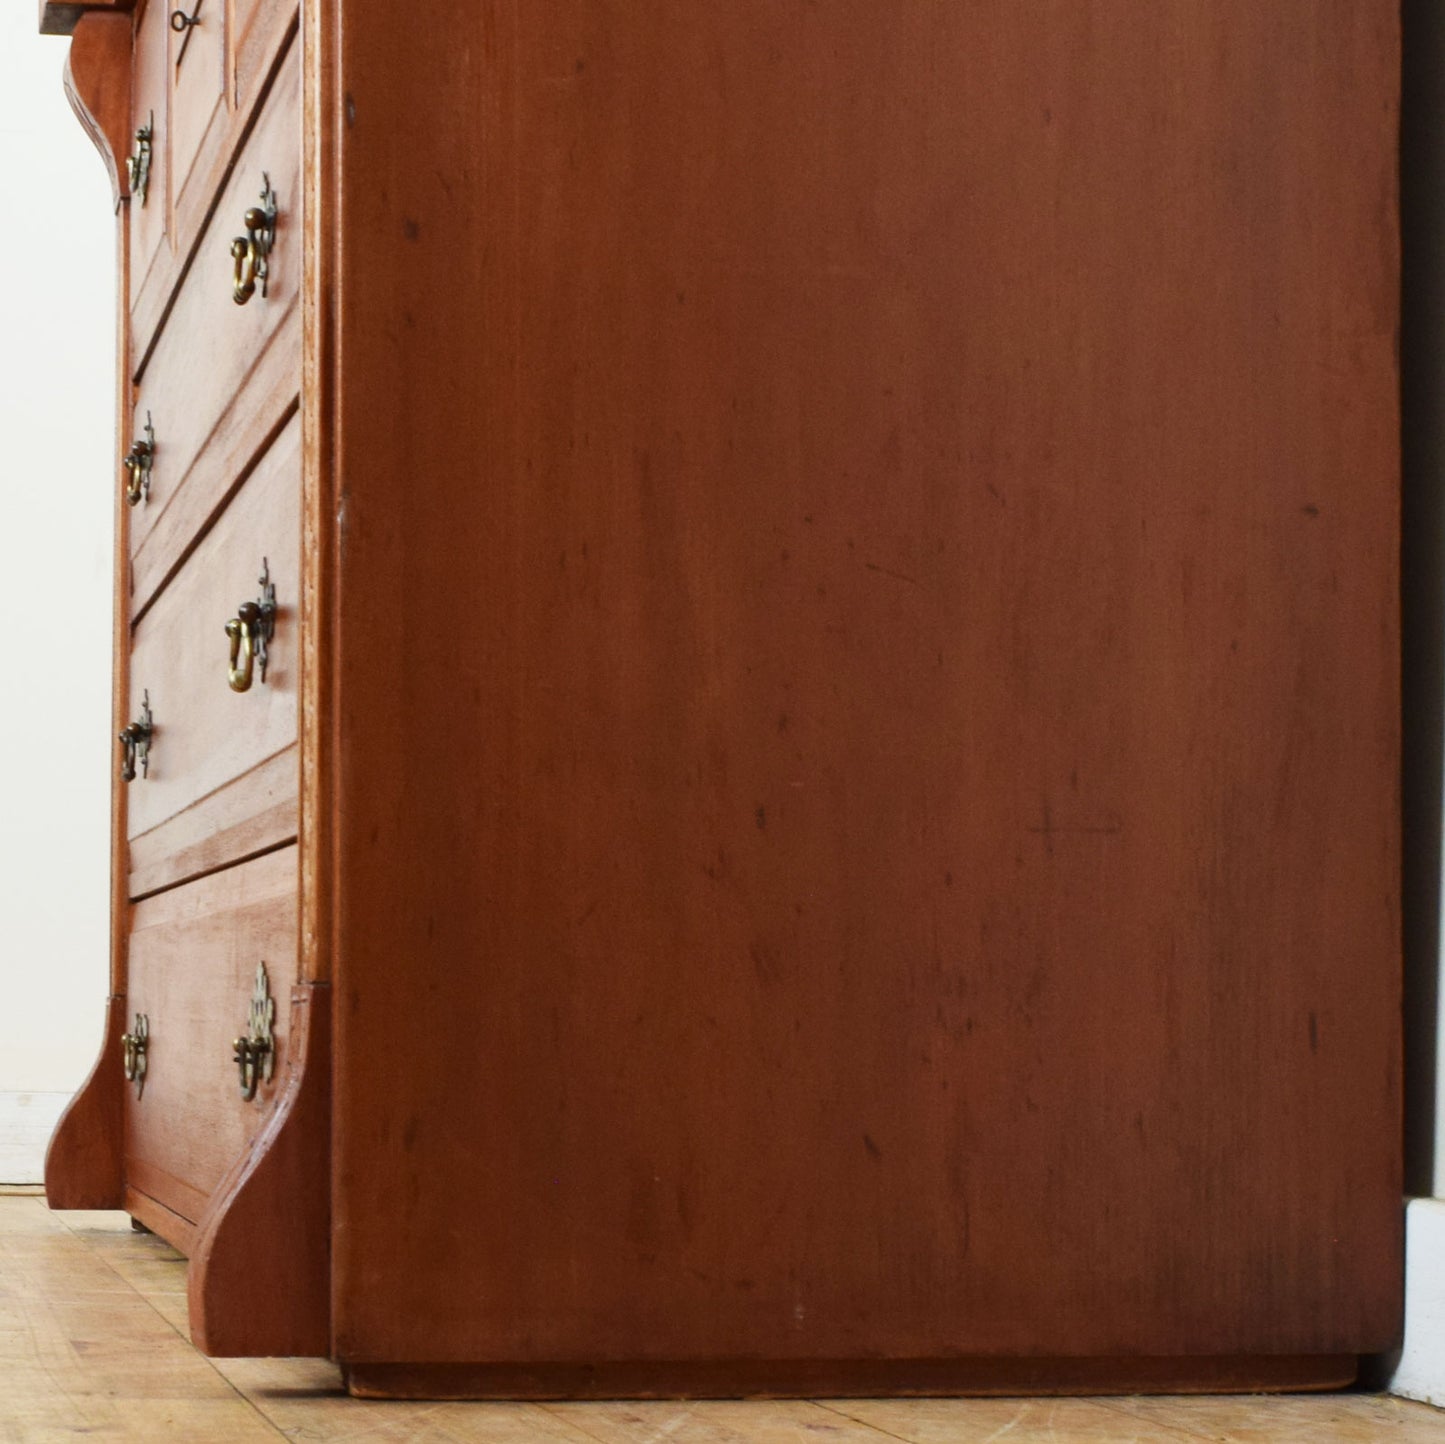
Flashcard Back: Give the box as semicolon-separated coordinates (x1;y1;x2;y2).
330;0;1400;1376
127;411;300;846
124;847;299;1228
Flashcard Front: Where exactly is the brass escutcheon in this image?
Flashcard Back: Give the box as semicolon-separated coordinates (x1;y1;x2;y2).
123;412;155;507
121;1014;148;1099
118;690;154;782
232;174;277;305
225;559;277;692
233;961;276;1101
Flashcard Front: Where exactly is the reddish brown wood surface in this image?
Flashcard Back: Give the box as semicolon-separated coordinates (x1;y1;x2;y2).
127;411;301;844
62;10;133;204
128;743;298;899
165;0;224;220
124;847;299;1226
343;1355;1360;1402
329;0;1401;1378
130;9;297;371
298;0;337;990
123;1182;197;1254
128;0;167;314
129;40;300;596
189;981;331;1356
44;996;126;1209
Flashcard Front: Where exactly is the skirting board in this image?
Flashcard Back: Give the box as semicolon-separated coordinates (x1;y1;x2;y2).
0;1092;73;1185
1391;1197;1445;1407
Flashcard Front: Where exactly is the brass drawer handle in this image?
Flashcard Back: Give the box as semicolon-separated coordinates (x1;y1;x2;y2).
126;113;153;207
123;412;155;507
231;174;277;305
233;962;276;1101
121;1014;148;1098
118;690;154;782
225;559;277;692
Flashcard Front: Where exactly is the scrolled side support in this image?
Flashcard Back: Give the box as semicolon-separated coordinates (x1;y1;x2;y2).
44;994;125;1209
187;981;331;1358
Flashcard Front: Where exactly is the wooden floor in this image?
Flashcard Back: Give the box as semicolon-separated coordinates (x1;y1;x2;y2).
2;1192;1442;1442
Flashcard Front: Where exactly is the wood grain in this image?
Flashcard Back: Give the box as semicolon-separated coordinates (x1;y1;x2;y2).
343;1356;1360;1403
166;0;225;222
128;743;298;899
233;0;294;108
123;1181;198;1254
128;38;299;585
44;996;126;1209
128;0;169;322
126;410;300;843
328;0;1401;1378
18;1202;1445;1431
62;10;134;205
298;0;337;991
129;330;299;619
189;980;330;1357
131;11;297;372
123;847;299;1230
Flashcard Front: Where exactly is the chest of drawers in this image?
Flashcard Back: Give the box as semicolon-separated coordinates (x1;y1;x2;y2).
39;0;1403;1399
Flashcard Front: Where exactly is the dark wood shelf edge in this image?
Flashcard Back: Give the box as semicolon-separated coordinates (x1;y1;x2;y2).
40;0;133;39
343;1353;1361;1402
187;980;331;1358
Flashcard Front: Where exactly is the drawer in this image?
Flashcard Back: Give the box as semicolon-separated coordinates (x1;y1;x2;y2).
127;0;169;308
126;411;300;896
123;847;298;1241
128;35;300;616
129;3;297;364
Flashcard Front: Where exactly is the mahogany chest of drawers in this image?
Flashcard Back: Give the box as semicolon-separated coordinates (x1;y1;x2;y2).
39;0;1403;1399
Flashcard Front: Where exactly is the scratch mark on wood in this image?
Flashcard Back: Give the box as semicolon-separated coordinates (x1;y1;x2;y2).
864;561;923;590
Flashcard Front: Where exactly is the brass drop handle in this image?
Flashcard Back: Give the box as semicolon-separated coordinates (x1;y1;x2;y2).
232;173;277;305
123;412;155;506
225;559;277;692
234;962;276;1101
226;605;262;692
121;1014;148;1098
126;112;153;207
118;691;154;782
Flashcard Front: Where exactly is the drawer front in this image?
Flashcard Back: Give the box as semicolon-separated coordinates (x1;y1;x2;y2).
129;5;297;363
124;847;298;1229
126;411;300;866
168;0;227;220
128;0;169;306
129;38;300;613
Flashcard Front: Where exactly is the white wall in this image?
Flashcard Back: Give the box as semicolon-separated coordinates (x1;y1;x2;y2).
0;12;119;1177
